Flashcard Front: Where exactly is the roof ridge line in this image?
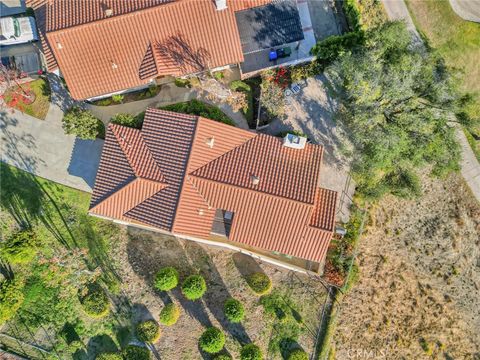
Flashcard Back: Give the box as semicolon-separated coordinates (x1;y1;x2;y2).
46;0;184;35
89;177;139;214
190;174;317;206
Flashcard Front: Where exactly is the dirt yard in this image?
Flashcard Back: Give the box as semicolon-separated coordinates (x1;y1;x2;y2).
109;228;328;359
333;173;480;359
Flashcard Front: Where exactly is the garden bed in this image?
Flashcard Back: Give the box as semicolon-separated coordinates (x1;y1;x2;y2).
2;78;51;120
89;85;160;106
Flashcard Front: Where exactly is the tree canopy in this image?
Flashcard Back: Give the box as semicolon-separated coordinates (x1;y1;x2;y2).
325;21;465;199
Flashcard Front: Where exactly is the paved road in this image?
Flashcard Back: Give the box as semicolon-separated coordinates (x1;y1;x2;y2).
449;0;480;22
1;74;103;193
381;0;480;202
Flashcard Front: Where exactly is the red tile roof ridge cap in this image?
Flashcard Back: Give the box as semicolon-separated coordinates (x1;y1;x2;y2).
190;174;318;207
45;0;187;35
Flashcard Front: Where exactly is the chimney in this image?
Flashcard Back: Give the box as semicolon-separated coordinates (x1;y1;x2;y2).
250;175;260;186
215;0;227;11
105;8;113;17
283;133;307;150
205;137;215;148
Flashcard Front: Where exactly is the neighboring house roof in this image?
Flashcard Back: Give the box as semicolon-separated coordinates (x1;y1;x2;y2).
90;108;337;263
28;0;282;99
235;0;304;54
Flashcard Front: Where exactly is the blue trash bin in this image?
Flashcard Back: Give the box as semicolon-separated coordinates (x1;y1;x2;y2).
269;50;278;61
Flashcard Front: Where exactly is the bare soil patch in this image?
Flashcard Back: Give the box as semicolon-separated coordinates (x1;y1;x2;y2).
110;228;328;359
333;174;480;359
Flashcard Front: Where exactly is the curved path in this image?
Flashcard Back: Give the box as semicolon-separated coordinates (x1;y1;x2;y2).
85;83;250;130
449;0;480;23
382;0;480;202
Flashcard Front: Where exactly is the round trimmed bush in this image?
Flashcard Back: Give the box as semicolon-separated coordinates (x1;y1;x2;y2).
240;344;263;360
224;298;245;323
288;349;308;360
154;267;179;291
80;288;109;318
246;273;272;295
123;345;151;360
199;327;225;354
213;355;232;360
181;275;207;300
136;320;161;343
159;303;181;326
96;352;122;360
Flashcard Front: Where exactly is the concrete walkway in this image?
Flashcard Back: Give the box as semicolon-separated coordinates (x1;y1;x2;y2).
382;0;480;202
449;0;480;23
1;74;103;193
86;83;250;130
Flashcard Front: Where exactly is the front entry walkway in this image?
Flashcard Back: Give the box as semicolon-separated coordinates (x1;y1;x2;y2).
1;74;103;193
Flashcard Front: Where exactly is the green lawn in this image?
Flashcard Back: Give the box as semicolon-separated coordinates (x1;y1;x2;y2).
0;163;126;359
406;0;480;159
3;78;51;120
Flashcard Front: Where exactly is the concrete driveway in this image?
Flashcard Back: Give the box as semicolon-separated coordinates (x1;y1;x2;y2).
1;74;103;193
262;75;355;222
449;0;480;22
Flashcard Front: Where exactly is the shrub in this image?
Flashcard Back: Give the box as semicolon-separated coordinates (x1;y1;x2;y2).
240;344;263;360
159;303;181;326
0;229;37;264
181;275;207;300
199;327;225;354
213;355;232;360
154;267;179;291
230;80;251;92
112;94;124;103
111;113;142;129
123;345;151;360
175;78;190;87
246;273;271;295
96;352;122;360
0;279;25;324
136;319;160;343
160;100;235;126
62;106;104;139
223;298;245;323
288;349;308;360
79;287;109;318
310;32;364;69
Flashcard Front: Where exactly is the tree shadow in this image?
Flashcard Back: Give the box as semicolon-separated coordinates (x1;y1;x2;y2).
86;334;119;358
185;242;251;344
232;252;265;280
279;338;305;360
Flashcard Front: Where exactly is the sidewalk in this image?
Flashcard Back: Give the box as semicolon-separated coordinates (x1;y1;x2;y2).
381;0;480;202
86;83;250;130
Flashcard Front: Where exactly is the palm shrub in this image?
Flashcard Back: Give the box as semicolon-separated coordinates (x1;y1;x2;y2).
288;349;308;360
136;319;161;343
80;287;109;318
159;303;181;326
181;274;207;300
123;345;151;360
154;267;179;291
0;229;37;264
240;344;263;360
96;352;122;360
199;327;225;354
223;298;245;323
246;273;271;295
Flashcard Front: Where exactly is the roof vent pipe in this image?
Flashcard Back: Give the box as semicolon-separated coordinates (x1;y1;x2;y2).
251;175;260;186
105;8;113;17
215;0;227;10
205;137;215;148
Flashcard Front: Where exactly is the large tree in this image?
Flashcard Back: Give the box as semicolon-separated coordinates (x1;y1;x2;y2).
326;21;466;199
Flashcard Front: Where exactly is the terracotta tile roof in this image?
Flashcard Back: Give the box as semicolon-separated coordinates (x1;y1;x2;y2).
89;108;337;263
191;134;323;203
43;0;246;99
